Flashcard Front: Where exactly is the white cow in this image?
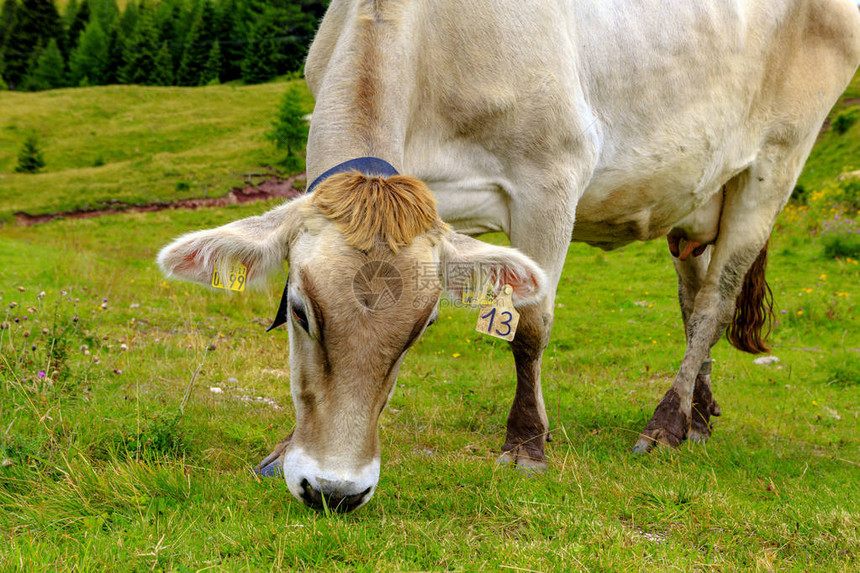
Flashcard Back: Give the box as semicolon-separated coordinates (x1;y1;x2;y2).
159;0;860;511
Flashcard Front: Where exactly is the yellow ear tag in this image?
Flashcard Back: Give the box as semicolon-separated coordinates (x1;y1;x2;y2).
211;262;247;292
475;285;519;341
462;278;496;306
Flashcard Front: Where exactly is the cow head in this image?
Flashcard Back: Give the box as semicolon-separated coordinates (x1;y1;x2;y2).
158;172;546;512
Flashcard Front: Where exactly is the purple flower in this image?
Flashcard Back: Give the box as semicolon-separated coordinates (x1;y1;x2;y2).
103;298;108;302
37;371;46;378
781;310;787;314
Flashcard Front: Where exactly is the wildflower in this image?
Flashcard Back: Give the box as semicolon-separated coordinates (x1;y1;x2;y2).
797;310;803;315
38;291;45;299
120;343;128;351
820;274;827;280
37;371;46;378
781;310;787;314
113;369;122;375
452;353;461;358
102;298;107;303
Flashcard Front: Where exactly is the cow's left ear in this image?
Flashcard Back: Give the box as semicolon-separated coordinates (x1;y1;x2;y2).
439;233;547;306
157;196;309;289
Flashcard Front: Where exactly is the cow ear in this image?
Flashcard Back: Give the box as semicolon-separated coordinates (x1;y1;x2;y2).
439;233;547;306
157;196;308;289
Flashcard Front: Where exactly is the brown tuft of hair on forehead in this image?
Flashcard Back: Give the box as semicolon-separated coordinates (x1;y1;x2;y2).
310;171;447;253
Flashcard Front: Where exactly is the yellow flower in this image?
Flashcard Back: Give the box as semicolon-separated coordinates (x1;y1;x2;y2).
452;353;461;358
797;310;803;315
820;274;826;280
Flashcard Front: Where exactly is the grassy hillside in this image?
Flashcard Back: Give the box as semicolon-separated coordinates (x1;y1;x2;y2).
0;79;313;221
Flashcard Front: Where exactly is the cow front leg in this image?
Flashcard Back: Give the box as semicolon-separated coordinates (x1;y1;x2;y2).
254;432;292;477
499;304;552;470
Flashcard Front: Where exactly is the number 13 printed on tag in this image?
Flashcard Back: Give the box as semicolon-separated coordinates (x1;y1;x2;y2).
211;262;247;292
475;285;519;341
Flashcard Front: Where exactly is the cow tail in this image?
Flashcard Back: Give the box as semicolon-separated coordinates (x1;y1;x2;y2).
726;240;774;354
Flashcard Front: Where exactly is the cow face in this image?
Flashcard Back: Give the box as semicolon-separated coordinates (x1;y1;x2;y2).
158;173;546;512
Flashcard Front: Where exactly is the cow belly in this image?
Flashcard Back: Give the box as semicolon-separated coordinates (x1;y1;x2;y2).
570;179;725;250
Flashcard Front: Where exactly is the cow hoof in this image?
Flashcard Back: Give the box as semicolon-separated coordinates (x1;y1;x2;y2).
689;376;721;444
255;459;283;477
254;432;292;478
633;389;687;454
497;449;547;474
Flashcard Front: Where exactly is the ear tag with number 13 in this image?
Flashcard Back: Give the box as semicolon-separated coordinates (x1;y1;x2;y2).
211;262;247;292
475;285;519;341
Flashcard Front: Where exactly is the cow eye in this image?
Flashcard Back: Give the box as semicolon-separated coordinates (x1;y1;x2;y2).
291;302;309;332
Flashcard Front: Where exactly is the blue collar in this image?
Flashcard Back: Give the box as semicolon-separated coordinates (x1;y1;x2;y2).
268;157;399;333
306;157;399;193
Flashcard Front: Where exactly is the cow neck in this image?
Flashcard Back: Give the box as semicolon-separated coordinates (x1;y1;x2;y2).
267;157;400;332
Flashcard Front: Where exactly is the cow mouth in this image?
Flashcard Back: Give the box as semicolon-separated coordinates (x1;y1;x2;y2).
299;479;373;513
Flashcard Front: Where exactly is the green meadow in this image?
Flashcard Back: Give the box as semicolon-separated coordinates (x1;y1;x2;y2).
0;76;858;571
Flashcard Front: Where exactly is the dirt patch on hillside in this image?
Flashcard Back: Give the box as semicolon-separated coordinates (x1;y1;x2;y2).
14;173;306;226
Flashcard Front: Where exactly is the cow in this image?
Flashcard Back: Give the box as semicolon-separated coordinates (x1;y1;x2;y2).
158;0;860;512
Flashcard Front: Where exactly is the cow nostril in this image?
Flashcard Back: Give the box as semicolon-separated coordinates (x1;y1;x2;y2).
298;479;372;513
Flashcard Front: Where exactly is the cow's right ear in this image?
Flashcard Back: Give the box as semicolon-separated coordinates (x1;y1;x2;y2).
157;196;309;289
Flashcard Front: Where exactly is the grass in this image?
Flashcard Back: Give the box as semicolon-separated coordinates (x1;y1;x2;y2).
0;75;858;570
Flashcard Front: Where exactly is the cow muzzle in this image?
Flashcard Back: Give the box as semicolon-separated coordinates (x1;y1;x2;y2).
283;448;379;513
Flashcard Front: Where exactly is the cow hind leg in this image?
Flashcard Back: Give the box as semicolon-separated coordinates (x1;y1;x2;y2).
634;142;808;453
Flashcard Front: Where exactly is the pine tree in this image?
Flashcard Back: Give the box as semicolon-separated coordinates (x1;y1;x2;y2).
67;0;91;53
14;135;46;173
62;0;79;27
177;0;218;86
120;14;162;85
0;0;17;51
90;0;119;33
241;17;280;84
103;22;124;84
29;38;66;90
216;0;244;82
266;84;309;171
69;18;108;86
156;0;186;73
2;0;66;89
201;40;221;85
152;42;174;86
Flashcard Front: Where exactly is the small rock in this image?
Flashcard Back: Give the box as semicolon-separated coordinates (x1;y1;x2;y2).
753;356;780;366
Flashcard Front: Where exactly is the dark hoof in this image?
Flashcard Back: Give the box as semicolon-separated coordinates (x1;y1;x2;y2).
498;444;548;474
633;389;687;453
690;375;721;443
254;432;292;478
255;459;283;477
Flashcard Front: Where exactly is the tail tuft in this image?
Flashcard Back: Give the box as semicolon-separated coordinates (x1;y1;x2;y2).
726;241;774;354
